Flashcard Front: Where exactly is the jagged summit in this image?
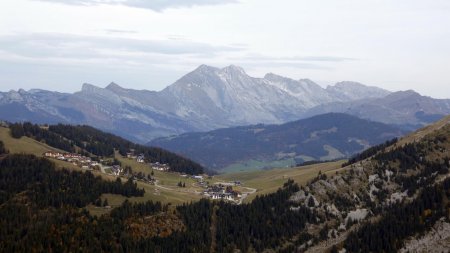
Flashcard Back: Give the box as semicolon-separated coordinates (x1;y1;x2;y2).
326;81;391;100
1;64;449;143
264;72;292;81
386;89;421;98
221;64;246;74
81;83;101;92
105;82;123;90
192;64;219;74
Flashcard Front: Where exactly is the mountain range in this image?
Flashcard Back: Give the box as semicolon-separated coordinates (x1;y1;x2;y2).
0;65;449;142
150;113;405;172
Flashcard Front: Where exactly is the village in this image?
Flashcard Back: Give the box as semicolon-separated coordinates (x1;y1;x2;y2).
44;150;254;204
43;150;170;184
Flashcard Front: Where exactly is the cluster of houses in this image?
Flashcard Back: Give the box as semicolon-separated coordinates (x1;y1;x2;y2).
43;151;99;169
125;150;170;171
126;151;145;163
108;165;155;184
44;150;166;187
203;183;241;202
150;162;170;171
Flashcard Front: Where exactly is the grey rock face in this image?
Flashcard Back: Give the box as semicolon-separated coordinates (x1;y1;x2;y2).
0;64;446;143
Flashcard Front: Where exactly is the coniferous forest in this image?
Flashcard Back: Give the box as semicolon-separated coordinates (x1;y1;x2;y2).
0;153;316;252
344;178;450;252
1;122;449;252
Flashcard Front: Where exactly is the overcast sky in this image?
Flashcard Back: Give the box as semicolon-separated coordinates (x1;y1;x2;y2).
0;0;449;98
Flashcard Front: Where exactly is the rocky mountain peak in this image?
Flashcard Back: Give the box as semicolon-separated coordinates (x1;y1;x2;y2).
264;73;291;82
81;83;102;92
105;82;126;93
192;64;219;74
332;81;367;88
388;90;421;98
1;64;448;144
326;81;391;100
220;65;247;75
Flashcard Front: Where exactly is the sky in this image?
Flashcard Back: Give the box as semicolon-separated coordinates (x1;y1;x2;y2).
0;0;449;98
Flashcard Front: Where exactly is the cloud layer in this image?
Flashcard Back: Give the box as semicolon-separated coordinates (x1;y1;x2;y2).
34;0;237;11
1;0;449;98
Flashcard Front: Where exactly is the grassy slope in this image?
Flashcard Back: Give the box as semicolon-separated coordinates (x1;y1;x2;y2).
222;158;296;173
0;127;80;170
397;115;450;146
217;160;346;203
0;126;203;209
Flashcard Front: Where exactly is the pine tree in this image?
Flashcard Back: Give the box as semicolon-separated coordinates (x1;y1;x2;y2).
308;196;315;207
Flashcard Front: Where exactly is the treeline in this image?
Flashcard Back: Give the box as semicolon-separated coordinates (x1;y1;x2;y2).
10;122;75;152
0;154;144;207
49;124;204;175
342;138;398;167
344;178;450;252
9;122;204;175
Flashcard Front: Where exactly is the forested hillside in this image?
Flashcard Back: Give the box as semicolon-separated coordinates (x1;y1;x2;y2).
0;152;317;252
0;117;449;252
150;113;404;171
8;122;204;175
290;117;450;252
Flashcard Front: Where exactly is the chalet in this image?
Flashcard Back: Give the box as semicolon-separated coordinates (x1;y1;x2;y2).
111;165;123;176
136;154;145;163
44;151;63;158
203;183;242;202
193;175;203;180
151;163;170;171
90;161;99;166
210;192;234;201
126;149;137;159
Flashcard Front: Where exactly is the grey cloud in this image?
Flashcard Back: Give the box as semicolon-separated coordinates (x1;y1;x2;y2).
33;0;237;11
0;33;243;61
295;56;356;62
104;29;138;34
223;54;355;70
240;54;357;63
242;61;332;70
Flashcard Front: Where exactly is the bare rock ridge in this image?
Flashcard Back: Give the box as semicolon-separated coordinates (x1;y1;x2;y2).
0;64;449;143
